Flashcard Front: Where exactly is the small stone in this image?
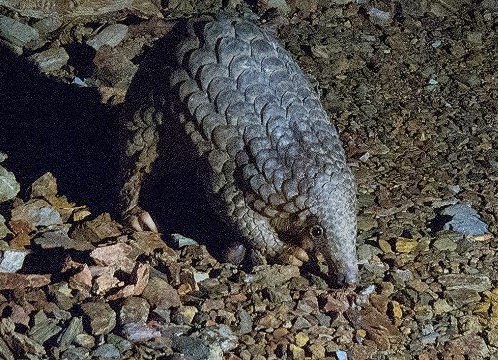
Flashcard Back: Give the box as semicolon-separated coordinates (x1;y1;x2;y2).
90;243;134;270
193;271;210;283
433;236;457;251
29;47;69;72
198;324;238;352
0;273;51;289
433;299;453;316
257;313;280;330
71;213;122;244
202;299;224;312
10;199;62;232
293;316;311;330
171;335;210;360
438;274;491;292
61;347;91;360
336;350;348;360
446;289;481;306
29;311;62;345
378;239;392;253
0;214;10;239
0;15;39;47
466;32;483;47
92;343;121;359
74;333;95;348
48;283;77;310
289;344;305;360
238;309;253;334
120;296;150;325
107;334;132;353
32;17;63;34
356;216;378;232
395;238;419;253
30;173;58;199
81;301;116;336
367;7;391;25
0;249;28;272
87;24;128;50
34;231;95;251
142;276;181;309
295;332;309;347
440;203;488;236
170;233;199;248
177;306;198;324
121;322;161;342
309;343;326;359
0;165;20;203
57;317;83;350
389;301;403;321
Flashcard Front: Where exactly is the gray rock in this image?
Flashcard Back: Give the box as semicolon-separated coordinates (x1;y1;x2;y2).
0;165;20;203
33;231;95;251
198;324;238;352
10;199;63;230
61;347;90;360
0;215;9;239
0;15;39;47
32;17;63;34
74;333;95;348
238;309;252;334
438;274;491;292
121;322;161;342
92;343;120;359
119;296;150;325
57;317;83;350
29;47;69;73
367;7;391;26
441;203;488;236
293;316;311;330
0;249;29;272
81;301;116;336
171;335;210;360
107;334;132;353
28;311;62;345
170;233;199;248
142;276;181;309
87;24;128;50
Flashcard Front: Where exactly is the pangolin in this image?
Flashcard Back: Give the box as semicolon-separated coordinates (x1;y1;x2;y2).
119;13;358;287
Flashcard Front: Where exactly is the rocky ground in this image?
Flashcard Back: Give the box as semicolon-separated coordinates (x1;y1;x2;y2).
0;0;497;359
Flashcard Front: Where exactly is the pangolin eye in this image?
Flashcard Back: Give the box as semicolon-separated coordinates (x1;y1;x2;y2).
309;225;324;238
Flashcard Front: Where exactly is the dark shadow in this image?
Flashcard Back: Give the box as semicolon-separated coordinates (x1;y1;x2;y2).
125;18;246;260
0;42;120;214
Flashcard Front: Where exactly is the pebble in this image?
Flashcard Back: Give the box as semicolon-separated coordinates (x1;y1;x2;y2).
0;15;39;47
10;199;63;231
87;24;128;50
120;296;150;324
438;274;491;292
142;276;181;309
92;343;121;359
0;215;9;239
441;203;488;236
28;311;62;345
57;317;83;350
0;249;28;272
29;47;69;72
80;301;116;336
0;165;20;203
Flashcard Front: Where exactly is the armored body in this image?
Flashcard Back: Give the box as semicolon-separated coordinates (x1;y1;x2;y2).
119;14;358;286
